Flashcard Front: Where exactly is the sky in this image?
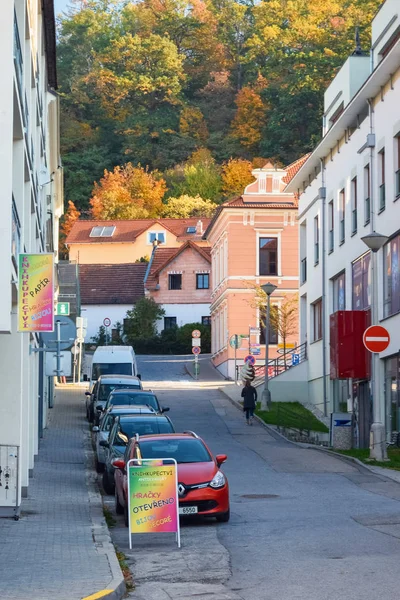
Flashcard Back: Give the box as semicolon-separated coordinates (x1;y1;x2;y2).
54;0;72;17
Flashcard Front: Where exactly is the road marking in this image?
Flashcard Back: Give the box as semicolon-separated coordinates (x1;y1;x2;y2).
365;336;389;342
81;590;113;600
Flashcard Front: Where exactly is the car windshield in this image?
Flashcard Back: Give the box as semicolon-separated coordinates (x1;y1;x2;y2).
112;419;174;445
98;383;140;402
108;393;159;411
139;438;212;463
92;363;132;380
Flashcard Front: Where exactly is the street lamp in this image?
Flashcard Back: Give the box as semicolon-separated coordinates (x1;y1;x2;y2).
361;231;389;461
261;282;277;410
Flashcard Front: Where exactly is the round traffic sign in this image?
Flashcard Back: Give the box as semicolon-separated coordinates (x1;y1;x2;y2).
244;355;256;365
229;335;241;349
192;329;201;338
192;346;201;355
41;316;77;350
103;317;111;327
363;325;390;353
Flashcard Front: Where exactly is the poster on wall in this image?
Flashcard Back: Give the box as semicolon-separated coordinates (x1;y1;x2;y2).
127;458;180;549
18;253;54;332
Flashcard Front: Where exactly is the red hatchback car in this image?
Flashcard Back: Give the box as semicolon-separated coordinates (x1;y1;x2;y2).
113;432;230;525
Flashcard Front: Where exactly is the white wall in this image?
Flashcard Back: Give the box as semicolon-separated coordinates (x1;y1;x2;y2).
156;303;210;333
83;304;132;341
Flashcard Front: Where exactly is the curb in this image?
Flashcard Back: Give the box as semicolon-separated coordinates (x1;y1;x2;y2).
83;432;127;600
218;386;400;485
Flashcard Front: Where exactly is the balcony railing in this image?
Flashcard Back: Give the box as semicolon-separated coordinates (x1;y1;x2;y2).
13;13;23;100
379;183;386;211
301;257;307;284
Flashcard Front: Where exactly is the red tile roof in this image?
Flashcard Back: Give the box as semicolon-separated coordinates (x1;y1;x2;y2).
79;263;146;305
282;154;311;185
145;242;211;289
224;197;297;208
66;218;212;245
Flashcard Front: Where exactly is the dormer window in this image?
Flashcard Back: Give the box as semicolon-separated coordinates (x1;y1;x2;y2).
186;226;196;234
89;226;116;237
148;231;165;244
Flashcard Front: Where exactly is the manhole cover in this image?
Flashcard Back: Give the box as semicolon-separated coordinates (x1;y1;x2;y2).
241;494;279;499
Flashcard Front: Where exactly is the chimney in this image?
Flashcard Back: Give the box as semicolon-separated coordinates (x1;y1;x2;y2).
196;220;203;235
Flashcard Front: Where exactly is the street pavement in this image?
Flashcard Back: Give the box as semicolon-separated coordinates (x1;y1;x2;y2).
0;385;123;600
105;355;400;600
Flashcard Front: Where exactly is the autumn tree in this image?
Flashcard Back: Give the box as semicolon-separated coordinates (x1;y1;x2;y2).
164;149;222;202
230;87;265;152
221;158;254;198
59;201;81;258
161;195;218;218
179;107;209;142
90;164;166;219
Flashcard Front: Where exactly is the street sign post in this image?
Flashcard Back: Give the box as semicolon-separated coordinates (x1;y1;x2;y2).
56;302;70;316
244;355;256;365
363;325;390;353
291;353;300;366
192;329;201;338
229;335;241;382
192;346;201;355
192;338;201;347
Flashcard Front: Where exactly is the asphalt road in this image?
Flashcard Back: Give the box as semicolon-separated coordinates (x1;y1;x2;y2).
104;355;400;600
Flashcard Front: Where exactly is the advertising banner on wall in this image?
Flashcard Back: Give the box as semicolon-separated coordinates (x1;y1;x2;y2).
18;253;54;332
127;458;180;548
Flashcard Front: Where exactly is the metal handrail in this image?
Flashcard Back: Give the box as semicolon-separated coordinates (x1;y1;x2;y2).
236;342;308;384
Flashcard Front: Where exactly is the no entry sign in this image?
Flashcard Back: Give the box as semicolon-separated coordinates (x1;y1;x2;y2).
363;325;390;353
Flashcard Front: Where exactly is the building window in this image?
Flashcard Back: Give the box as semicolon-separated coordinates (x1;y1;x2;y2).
384;234;400;318
168;274;182;290
312;299;322;342
332;271;346;313
352;252;371;310
90;226;116;237
339;189;345;244
379;148;386;211
148;231;165;244
328;201;334;253
351;177;357;234
259;238;278;276
259;307;278;345
202;316;211;326
364;164;370;224
196;273;209;289
395;136;400;199
164;317;177;330
314;216;319;264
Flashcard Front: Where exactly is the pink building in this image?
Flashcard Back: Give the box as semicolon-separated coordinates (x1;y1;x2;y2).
145;241;212;332
204;160;305;378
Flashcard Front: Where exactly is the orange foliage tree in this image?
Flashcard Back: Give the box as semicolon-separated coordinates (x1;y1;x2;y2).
221;158;254;198
90;163;166;219
230;87;265;152
59;200;81;258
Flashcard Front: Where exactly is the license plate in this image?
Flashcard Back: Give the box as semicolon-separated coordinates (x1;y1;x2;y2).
179;506;198;515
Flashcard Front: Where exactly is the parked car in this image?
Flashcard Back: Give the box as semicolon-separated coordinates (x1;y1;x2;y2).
90;346;139;388
114;432;230;526
101;414;175;494
86;375;143;423
92;405;156;473
99;389;169;419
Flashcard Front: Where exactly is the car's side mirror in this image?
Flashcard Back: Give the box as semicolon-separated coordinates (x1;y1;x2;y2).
83;374;88;382
162;406;170;413
85;391;91;396
137;374;141;380
216;454;227;467
112;458;126;470
99;440;109;448
96;406;103;412
92;426;99;433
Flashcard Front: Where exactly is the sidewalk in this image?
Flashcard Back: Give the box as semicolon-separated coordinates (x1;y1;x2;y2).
184;355;232;383
0;385;124;600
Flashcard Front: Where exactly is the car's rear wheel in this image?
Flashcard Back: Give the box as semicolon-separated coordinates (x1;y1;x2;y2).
124;503;129;527
102;470;114;495
216;509;230;523
115;489;124;515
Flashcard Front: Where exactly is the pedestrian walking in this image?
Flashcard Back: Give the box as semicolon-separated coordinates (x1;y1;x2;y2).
241;380;257;425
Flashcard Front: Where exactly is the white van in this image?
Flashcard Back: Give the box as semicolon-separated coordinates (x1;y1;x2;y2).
90;346;139;386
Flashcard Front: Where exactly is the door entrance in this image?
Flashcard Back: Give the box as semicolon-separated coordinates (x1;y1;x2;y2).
352;380;371;449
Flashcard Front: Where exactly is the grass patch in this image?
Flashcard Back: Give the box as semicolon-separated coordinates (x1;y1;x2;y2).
334;448;400;471
116;550;134;591
103;506;116;528
255;401;329;433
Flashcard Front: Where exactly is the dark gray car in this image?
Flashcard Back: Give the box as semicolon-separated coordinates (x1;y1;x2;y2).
86;375;142;423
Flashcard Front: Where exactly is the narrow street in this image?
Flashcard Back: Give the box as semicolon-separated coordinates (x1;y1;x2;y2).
105;356;400;600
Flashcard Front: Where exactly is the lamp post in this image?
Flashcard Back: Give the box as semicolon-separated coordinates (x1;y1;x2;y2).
361;231;389;461
261;282;277;410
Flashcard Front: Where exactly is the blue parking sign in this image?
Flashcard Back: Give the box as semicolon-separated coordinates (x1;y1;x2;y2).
291;353;300;366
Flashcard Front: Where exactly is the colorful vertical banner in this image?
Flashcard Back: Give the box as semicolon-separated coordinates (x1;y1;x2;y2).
18;253;54;332
127;458;180;548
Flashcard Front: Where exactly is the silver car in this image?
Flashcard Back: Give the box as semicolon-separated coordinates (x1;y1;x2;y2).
88;374;143;424
92;405;155;472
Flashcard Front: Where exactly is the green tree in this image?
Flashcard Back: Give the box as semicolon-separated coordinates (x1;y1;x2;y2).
176;323;211;353
124;298;165;342
161;195;218;218
91;325;110;346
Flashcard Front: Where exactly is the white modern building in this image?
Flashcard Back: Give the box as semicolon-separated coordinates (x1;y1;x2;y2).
0;0;62;507
285;0;400;449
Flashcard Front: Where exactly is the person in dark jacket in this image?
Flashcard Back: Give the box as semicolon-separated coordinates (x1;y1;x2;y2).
241;380;257;425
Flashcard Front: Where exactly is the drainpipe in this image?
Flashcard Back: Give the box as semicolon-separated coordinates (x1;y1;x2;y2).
367;98;375;233
319;159;328;417
144;239;160;285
